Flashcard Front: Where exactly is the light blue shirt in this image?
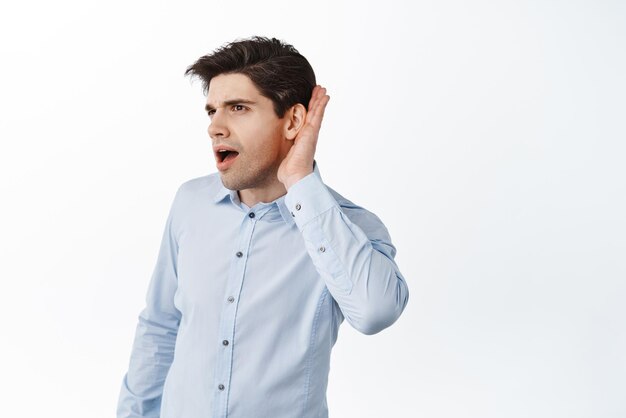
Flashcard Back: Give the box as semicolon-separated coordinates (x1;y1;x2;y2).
117;162;409;418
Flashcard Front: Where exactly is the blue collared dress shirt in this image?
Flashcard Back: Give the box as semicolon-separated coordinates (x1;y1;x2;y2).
117;162;409;418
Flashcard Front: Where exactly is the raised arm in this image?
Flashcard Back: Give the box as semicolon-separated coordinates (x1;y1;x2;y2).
285;171;409;334
279;85;409;334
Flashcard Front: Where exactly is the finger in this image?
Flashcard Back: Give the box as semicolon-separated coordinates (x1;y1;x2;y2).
307;92;330;129
307;85;320;110
306;86;327;118
307;85;326;112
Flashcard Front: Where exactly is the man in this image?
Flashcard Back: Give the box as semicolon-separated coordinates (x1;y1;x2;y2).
117;36;409;418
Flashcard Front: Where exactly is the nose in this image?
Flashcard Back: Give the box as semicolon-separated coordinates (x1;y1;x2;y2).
208;110;230;139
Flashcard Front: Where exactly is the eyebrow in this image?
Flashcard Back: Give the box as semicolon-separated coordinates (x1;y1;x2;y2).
205;99;257;112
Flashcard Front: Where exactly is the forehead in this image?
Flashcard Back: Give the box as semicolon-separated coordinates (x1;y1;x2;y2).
206;73;262;104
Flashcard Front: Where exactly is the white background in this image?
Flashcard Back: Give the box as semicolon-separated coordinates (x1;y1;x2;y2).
1;0;625;417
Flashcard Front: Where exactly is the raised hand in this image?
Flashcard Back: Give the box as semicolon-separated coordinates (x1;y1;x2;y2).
277;85;330;189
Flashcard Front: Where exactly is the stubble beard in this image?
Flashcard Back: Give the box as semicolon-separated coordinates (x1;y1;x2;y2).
220;155;281;192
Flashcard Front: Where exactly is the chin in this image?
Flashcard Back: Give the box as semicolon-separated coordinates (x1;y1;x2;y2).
220;173;254;191
219;174;239;191
219;164;278;192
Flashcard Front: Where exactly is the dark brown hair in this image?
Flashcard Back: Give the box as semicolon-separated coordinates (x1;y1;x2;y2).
184;36;316;117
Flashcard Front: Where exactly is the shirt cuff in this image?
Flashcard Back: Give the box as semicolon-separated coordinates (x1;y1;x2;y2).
285;171;340;229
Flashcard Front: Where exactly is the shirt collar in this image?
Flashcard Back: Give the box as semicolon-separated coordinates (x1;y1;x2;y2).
213;180;238;204
212;160;322;226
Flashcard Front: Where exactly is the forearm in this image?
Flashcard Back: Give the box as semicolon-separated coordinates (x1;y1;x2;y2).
117;309;179;418
285;171;409;335
117;193;182;417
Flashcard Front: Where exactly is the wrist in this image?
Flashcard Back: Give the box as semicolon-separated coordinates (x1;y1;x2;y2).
283;171;312;190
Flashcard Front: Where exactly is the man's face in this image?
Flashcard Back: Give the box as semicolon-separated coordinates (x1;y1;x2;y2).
206;73;289;192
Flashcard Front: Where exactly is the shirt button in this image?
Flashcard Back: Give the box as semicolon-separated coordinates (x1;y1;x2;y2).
227;296;235;303
222;339;229;346
218;384;225;391
249;212;255;218
236;251;243;258
319;246;326;253
295;203;302;211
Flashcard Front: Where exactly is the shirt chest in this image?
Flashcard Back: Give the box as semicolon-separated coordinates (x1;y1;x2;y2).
173;202;325;321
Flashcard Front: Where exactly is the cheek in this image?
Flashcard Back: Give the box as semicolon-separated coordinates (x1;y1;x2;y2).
251;126;284;152
236;115;284;154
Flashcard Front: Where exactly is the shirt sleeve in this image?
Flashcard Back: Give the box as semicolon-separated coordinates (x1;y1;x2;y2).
285;171;409;335
117;189;182;418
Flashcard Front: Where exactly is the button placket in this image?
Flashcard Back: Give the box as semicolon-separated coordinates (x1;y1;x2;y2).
213;210;260;412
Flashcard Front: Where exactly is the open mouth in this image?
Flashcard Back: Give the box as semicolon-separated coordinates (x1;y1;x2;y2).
216;150;240;163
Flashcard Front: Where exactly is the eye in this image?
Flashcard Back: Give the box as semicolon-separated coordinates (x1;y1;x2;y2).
232;104;246;112
207;109;216;118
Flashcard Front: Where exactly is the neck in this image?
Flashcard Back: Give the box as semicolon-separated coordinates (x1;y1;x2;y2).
238;181;287;208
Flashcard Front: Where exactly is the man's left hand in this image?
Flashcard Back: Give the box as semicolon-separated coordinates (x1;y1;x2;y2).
278;85;330;190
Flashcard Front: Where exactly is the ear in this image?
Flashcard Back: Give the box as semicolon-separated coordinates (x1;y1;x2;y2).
283;103;307;140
